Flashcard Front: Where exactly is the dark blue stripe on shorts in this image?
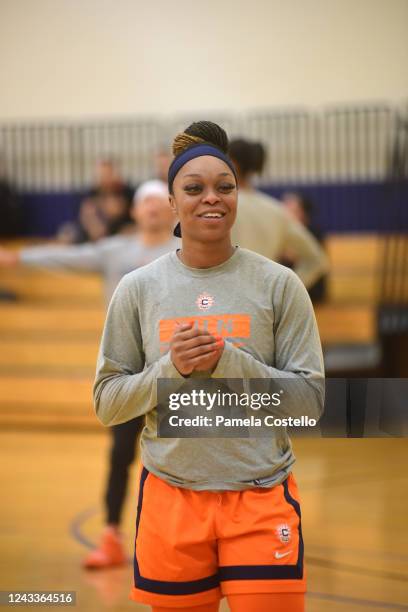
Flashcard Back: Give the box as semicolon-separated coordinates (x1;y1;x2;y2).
133;466;149;587
283;477;304;578
135;573;220;596
219;563;303;581
135;466;149;537
219;476;304;582
133;465;220;596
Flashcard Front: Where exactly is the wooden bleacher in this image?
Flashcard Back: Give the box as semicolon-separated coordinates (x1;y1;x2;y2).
325;234;381;303
0;234;381;431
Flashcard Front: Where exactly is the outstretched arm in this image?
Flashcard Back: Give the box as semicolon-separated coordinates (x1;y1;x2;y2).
0;242;104;273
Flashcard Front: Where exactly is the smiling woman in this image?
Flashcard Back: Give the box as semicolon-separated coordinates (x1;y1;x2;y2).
168;122;238;269
93;121;325;612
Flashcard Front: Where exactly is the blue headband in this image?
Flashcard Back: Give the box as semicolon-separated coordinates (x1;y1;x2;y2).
167;143;237;193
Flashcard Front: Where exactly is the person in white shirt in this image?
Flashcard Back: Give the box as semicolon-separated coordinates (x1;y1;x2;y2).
0;180;179;304
0;180;180;569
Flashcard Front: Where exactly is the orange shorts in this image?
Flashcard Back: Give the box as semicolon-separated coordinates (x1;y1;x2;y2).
130;465;306;608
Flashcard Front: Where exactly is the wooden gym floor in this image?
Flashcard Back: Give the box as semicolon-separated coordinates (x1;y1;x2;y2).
1;433;407;611
0;234;407;611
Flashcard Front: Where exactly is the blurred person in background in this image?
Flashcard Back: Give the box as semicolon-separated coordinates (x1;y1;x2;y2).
88;157;134;203
57;158;134;244
62;193;133;244
0;154;22;301
0;180;179;569
282;191;327;303
0;156;22;238
154;146;172;183
229;139;329;290
0;180;177;303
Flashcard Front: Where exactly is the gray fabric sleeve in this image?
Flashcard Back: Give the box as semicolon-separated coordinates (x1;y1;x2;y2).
282;216;329;289
93;275;183;426
20;242;104;273
212;271;325;420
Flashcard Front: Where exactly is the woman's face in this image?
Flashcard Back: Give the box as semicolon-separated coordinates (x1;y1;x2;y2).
170;156;237;243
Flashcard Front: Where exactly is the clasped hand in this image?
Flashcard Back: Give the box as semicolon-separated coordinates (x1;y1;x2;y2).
170;322;224;376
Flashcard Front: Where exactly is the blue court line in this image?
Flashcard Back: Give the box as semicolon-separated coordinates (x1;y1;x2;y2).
308;591;408;610
69;505;132;562
69;506;100;550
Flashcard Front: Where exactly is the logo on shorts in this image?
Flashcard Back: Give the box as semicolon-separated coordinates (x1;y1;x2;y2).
276;524;291;543
196;293;214;311
275;550;291;559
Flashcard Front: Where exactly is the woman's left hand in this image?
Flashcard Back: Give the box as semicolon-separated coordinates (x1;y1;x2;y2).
193;337;224;372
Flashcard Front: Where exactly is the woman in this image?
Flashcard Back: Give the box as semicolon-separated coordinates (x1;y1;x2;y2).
228;138;328;291
94;122;324;612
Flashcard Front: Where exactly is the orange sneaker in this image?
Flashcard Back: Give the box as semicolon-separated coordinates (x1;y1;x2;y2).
83;527;127;569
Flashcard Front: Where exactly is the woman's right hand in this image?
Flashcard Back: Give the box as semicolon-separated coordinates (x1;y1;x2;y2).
0;247;19;267
170;322;224;376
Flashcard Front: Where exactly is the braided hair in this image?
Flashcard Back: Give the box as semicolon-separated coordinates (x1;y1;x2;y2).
172;121;229;157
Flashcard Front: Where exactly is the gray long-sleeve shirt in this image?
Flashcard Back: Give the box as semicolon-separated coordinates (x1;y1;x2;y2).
20;234;180;303
94;247;324;491
231;189;329;288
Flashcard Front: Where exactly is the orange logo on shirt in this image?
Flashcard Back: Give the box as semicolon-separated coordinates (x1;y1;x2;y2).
159;314;251;352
